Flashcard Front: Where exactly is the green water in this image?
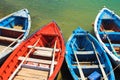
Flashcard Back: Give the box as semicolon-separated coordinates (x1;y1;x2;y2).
0;0;120;41
0;0;120;79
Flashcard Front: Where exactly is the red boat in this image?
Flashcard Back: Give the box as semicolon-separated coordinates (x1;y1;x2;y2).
0;21;65;80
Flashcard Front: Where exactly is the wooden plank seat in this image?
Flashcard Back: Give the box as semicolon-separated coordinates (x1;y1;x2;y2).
75;51;94;55
105;30;114;32
73;64;105;69
28;46;59;52
73;61;95;65
0;36;20;42
18;56;57;65
28;46;59;57
13;68;48;80
33;50;53;57
105;43;120;47
21;64;50;71
0;26;25;32
75;33;87;36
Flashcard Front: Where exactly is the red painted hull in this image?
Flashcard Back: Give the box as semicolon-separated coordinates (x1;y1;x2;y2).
0;21;65;80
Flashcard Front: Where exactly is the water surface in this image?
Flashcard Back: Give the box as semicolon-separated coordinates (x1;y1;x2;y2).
0;0;120;79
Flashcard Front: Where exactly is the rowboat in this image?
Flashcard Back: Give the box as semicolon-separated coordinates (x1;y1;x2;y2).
65;27;115;80
94;7;120;69
0;21;65;80
0;9;31;65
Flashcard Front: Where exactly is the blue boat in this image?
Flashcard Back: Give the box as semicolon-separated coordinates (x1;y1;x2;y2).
0;9;31;65
94;7;120;70
65;27;115;80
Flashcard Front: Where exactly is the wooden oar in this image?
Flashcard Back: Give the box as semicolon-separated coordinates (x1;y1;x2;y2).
85;33;108;80
91;42;108;80
8;38;40;80
103;31;117;56
49;40;57;76
71;44;86;80
1;34;23;54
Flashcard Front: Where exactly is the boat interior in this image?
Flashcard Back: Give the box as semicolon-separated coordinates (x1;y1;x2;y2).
0;17;26;51
100;19;120;32
99;19;120;57
70;35;107;79
3;34;60;80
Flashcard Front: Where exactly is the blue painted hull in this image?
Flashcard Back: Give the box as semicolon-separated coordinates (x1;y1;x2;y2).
65;27;115;80
0;9;31;65
94;7;120;70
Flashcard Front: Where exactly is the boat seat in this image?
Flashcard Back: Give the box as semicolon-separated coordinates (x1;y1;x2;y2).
0;26;25;33
105;30;114;32
105;43;120;47
14;67;49;80
75;33;87;36
18;56;57;65
21;64;50;71
0;36;20;42
73;64;105;69
28;46;59;57
75;51;94;55
28;46;59;52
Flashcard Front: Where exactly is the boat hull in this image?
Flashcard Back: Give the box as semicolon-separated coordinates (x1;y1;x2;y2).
65;27;115;80
0;21;65;80
94;7;120;70
0;9;31;65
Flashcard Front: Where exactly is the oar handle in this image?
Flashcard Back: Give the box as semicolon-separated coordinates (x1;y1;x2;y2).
71;42;86;80
91;42;108;80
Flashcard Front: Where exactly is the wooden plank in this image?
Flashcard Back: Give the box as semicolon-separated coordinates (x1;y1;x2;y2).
18;56;57;65
105;30;114;32
14;25;23;30
14;75;46;80
73;61;93;65
0;36;20;42
33;50;53;57
21;64;50;71
73;64;105;69
0;26;25;32
9;38;40;80
75;51;94;55
0;34;23;54
20;68;49;76
17;70;48;79
91;42;108;80
71;44;86;80
14;67;49;80
28;46;59;52
49;40;57;76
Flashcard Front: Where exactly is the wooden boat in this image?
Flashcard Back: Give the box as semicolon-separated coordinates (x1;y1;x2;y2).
94;7;120;69
0;9;31;65
0;21;65;80
65;27;115;80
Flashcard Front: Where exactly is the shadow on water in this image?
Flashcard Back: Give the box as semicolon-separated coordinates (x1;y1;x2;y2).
115;70;120;80
56;59;73;80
